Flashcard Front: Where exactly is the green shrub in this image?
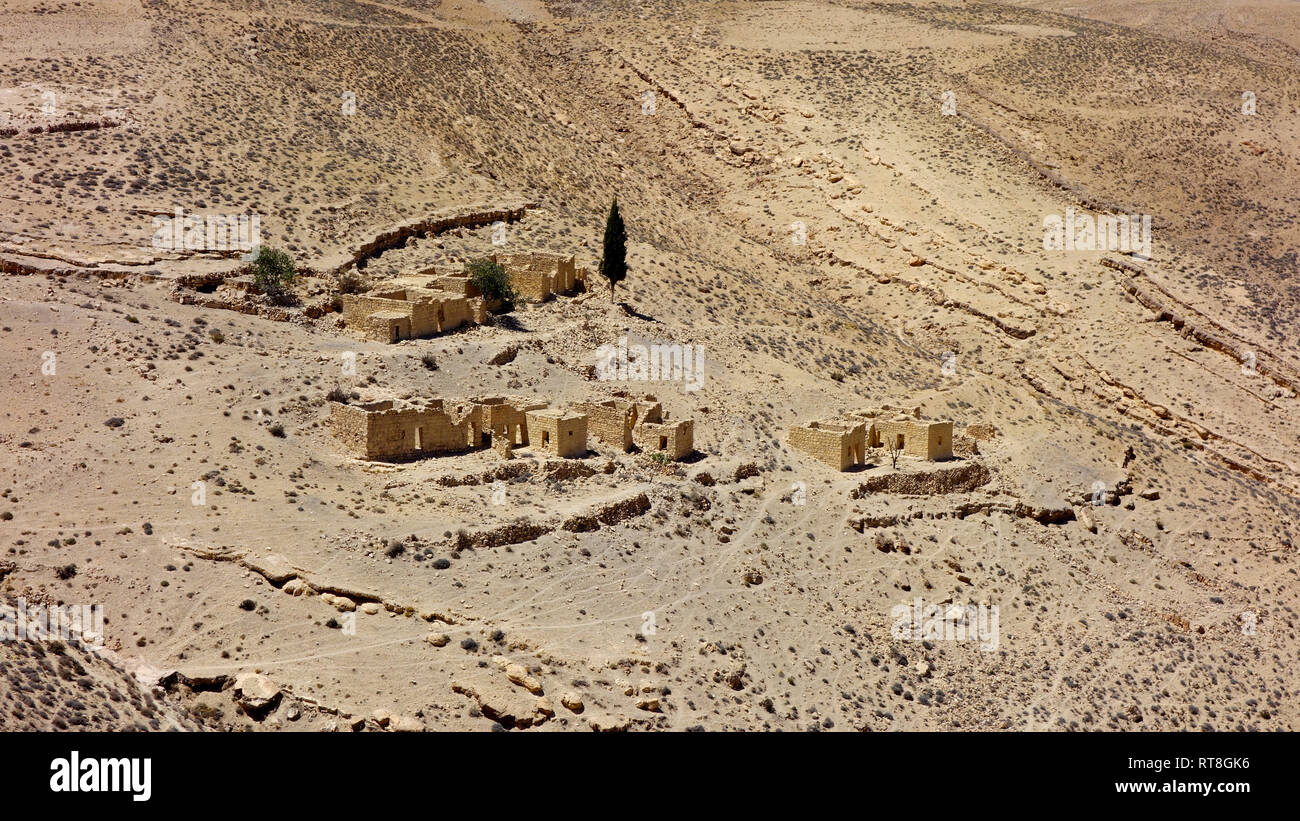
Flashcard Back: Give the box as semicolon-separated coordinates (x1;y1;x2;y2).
464;258;519;311
248;246;296;305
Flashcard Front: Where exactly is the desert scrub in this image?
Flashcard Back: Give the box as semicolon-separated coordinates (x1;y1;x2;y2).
247;246;296;305
465;258;519;311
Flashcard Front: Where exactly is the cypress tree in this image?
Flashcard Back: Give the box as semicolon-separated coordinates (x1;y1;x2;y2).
598;197;627;301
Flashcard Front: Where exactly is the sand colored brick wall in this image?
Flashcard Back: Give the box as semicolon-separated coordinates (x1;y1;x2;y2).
437;296;471;332
526;411;588;458
871;419;953;461
429;274;480;297
788;421;866;470
329;403;372;456
635;419;694;460
342;294;408;321
360;311;411;343
468;297;488;324
495;251;577;302
575;400;635;451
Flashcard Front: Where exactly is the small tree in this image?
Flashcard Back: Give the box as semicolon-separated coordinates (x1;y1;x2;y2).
465;258;519;312
248;246;296;305
598;197;627;301
887;438;901;470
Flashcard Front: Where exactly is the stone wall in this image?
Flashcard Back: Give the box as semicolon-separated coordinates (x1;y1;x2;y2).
636;419;694;460
495;251;578;303
871;419;953;461
575;400;636;451
526;411;587;458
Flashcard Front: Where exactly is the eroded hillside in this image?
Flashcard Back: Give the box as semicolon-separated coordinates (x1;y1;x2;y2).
1;0;1296;731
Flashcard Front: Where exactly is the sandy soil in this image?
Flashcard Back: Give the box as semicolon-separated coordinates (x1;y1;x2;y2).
1;0;1297;731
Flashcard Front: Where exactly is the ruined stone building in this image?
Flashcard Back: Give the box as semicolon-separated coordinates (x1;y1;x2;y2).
787;419;868;471
329;390;697;463
788;407;953;470
524;409;588;458
575;393;695;461
491;251;585;303
329;398;484;461
330;396;557;461
340;253;585;342
339;284;486;343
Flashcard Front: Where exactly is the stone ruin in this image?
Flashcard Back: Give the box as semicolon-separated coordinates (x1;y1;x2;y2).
788;405;953;470
329;396;547;461
490;250;586;304
523;409;588;458
329;391;695;463
340;252;587;342
339;280;487;343
575;392;695;461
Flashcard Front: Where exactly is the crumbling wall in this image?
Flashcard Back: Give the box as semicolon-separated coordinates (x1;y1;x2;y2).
788;421;865;470
576;400;636;451
635;419;694;460
871;419;952;461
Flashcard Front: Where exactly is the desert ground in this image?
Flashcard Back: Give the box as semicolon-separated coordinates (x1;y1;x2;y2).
1;0;1298;731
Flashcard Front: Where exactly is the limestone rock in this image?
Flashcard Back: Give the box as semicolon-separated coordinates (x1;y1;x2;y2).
234;673;282;718
506;663;544;695
390;714;424;733
560;692;584;713
282;578;310;596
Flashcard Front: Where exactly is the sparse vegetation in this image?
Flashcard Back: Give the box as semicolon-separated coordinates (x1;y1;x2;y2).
465;258;518;311
248;246;296;305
